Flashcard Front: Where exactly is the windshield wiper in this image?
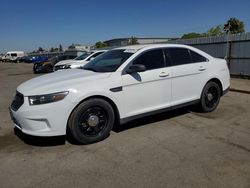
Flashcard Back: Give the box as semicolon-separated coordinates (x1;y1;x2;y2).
82;67;97;72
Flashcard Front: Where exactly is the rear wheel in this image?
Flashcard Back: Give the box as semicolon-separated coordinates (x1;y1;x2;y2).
68;98;115;144
199;82;221;112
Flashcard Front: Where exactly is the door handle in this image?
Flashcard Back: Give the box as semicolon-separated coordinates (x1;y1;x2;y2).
198;67;206;71
159;72;170;77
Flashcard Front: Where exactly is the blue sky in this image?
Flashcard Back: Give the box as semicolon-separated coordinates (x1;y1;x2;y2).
0;0;250;52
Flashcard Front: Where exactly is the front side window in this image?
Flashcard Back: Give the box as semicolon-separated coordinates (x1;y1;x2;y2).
83;50;133;72
132;49;165;70
167;48;192;66
11;53;17;57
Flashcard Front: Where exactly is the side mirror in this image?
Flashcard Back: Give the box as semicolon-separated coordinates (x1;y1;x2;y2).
90;57;95;61
126;64;146;74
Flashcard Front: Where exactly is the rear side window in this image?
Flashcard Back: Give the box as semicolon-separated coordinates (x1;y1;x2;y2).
133;49;164;70
190;50;208;63
166;48;192;66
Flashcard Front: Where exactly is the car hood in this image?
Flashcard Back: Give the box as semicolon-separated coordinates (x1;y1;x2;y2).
56;59;80;66
69;61;89;68
17;69;111;96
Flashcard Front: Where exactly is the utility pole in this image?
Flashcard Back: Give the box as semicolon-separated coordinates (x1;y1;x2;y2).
225;22;231;68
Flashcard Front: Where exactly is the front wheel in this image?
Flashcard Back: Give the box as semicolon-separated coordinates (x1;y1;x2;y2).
199;82;221;112
44;64;53;73
68;98;115;144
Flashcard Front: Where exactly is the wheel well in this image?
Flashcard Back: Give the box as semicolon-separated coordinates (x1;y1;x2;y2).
67;95;120;130
207;78;223;96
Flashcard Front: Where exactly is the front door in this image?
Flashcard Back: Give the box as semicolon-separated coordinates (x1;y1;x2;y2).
121;49;172;118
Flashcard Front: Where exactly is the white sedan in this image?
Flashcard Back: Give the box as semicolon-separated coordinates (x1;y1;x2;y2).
10;44;230;144
54;50;107;70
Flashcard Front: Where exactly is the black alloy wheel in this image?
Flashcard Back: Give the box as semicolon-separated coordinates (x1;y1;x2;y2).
200;81;221;112
79;106;108;137
68;98;115;144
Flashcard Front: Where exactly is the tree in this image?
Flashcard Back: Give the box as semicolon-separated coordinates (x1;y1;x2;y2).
181;32;204;39
68;43;75;49
224;17;245;34
129;36;139;45
49;47;55;52
206;25;224;36
38;47;45;52
95;41;107;48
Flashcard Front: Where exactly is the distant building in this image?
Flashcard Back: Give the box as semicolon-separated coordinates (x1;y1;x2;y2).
104;37;177;47
28;44;90;58
65;44;91;56
68;44;91;52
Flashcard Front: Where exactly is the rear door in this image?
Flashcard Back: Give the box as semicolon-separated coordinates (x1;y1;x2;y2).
121;49;172;118
166;48;208;106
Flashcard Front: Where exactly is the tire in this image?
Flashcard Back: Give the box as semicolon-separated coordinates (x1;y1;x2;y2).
33;69;38;74
44;64;53;73
68;98;115;144
199;81;221;112
33;65;39;74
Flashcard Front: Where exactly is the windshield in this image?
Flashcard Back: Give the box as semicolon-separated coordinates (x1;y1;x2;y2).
75;52;93;60
83;50;133;72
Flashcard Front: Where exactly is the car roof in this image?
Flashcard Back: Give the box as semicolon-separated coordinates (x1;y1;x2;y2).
90;50;107;53
115;44;214;60
114;44;195;52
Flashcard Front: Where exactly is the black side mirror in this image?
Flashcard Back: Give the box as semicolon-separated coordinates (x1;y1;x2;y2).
126;64;146;74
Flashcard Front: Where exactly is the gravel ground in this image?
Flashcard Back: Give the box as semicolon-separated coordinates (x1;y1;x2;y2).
0;62;250;188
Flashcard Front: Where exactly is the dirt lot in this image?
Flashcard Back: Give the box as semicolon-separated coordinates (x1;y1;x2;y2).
0;62;250;188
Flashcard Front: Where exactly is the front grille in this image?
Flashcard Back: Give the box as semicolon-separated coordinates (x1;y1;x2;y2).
11;91;24;111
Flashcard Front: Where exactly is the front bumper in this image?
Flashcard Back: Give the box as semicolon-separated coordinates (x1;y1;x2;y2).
222;86;230;96
9;95;74;137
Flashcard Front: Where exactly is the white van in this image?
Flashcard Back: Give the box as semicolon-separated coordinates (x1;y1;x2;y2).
3;51;25;62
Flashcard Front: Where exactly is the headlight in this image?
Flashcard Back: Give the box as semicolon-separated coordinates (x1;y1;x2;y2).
28;91;69;105
61;64;71;69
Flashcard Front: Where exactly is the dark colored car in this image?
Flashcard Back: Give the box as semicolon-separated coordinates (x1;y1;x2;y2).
16;56;32;63
33;55;77;73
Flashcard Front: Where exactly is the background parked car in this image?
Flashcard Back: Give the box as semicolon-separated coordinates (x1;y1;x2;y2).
15;56;32;63
29;56;48;63
33;55;77;73
0;55;4;61
54;50;107;71
15;56;48;63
